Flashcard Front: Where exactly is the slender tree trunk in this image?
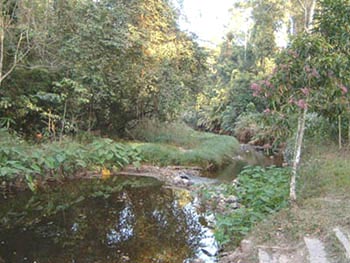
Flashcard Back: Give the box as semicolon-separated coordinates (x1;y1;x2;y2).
348;118;350;147
0;15;4;88
88;101;93;132
60;100;67;143
290;107;307;202
338;114;342;150
0;3;31;87
289;0;317;202
305;0;316;32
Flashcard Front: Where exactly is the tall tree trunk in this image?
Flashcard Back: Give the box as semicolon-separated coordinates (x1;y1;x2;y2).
289;0;317;202
0;14;4;88
0;3;31;87
348;118;350;147
290;107;307;202
60;100;67;143
338;114;342;150
305;0;316;32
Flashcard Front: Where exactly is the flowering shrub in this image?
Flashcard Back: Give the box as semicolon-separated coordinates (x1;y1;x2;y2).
250;34;348;116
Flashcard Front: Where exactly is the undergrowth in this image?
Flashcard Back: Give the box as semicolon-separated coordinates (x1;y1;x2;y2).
227;142;350;263
298;142;350;199
0;129;141;191
203;165;290;247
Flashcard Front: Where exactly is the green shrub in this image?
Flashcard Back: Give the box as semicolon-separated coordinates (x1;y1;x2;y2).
304;113;333;142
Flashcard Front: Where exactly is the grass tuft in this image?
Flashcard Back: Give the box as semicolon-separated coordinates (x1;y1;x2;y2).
129;120;240;168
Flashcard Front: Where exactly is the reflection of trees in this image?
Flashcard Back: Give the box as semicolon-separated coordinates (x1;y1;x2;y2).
106;202;135;246
0;182;216;262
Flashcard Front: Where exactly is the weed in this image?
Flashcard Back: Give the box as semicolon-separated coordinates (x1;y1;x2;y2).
206;166;290;247
0;130;141;191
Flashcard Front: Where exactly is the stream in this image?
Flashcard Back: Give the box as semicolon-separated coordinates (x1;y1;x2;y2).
0;176;218;263
0;147;279;263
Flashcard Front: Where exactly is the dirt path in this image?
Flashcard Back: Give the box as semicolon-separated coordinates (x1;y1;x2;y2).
221;232;346;263
304;237;329;263
219;197;350;263
334;227;350;259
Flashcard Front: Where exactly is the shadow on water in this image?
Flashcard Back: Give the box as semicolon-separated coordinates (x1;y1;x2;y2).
0;176;218;263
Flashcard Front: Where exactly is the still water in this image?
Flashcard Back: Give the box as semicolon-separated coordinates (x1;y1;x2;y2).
0;176;218;263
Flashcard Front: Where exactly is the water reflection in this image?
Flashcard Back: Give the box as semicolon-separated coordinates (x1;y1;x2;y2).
0;176;218;262
106;201;135;246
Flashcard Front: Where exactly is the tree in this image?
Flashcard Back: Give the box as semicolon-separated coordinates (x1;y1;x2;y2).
255;0;350;201
313;0;350;148
0;1;34;87
0;0;208;135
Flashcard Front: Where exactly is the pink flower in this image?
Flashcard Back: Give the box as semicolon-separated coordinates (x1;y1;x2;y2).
288;50;299;58
263;108;271;114
295;99;307;109
301;87;310;95
304;65;311;73
251;83;262;97
340;85;348;95
311;68;320;78
264;80;273;88
251;83;262;92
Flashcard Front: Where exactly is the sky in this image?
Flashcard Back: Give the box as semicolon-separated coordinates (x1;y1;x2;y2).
175;0;288;48
177;0;234;46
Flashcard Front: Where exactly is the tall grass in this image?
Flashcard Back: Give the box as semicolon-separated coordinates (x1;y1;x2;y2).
298;142;350;199
129;120;240;168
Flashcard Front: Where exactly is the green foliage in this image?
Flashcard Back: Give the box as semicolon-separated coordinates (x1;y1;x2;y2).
88;138;142;168
213;166;290;246
237;166;290;211
253;0;350;143
249;0;286;70
0;0;209;136
195;55;264;134
0;130;141;191
304;113;334;142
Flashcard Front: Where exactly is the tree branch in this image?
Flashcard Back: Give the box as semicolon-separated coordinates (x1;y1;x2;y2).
0;17;4;85
296;0;306;12
1;31;31;83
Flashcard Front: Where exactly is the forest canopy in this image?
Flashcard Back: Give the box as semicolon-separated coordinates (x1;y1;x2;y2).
0;0;207;137
0;0;349;149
